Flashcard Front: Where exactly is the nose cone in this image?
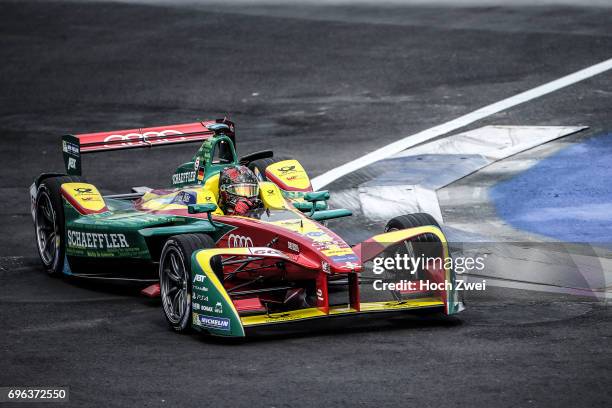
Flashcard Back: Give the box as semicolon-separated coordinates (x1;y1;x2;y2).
272;213;363;273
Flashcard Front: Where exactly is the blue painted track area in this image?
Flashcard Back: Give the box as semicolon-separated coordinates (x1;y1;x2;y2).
490;134;612;242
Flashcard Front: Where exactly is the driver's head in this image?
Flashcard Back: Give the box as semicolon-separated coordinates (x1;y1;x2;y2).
219;165;259;215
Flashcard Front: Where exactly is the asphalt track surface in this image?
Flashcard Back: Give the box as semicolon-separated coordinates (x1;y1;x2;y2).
0;1;611;407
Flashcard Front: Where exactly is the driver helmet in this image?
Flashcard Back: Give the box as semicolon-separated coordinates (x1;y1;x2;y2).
219;165;260;213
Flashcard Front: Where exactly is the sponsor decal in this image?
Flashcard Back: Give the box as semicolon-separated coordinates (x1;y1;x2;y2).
321;246;353;257
227;234;253;248
63;141;80;156
343;261;360;270
312;240;348;251
193;286;209;294
214;302;223;314
172;191;197;205
193;274;206;283
172;171;196;185
306;231;326;238
316;288;324;302
194;157;200;170
197;314;231;331
67;157;77;170
197;168;205;181
277;165;297;175
103;129;183;148
249;248;286;257
330;254;359;263
287;241;299;253
194;293;209;302
67;230;129;250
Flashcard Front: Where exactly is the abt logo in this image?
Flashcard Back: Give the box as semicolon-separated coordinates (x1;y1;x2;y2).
103;129;184;148
227;234;253;248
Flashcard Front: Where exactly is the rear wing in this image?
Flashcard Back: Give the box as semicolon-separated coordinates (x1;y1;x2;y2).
61;118;235;176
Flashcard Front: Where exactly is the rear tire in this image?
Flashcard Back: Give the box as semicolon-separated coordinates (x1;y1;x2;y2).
248;156;290;182
159;233;220;333
34;175;84;276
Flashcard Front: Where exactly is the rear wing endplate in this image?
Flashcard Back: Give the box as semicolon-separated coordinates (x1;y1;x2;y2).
61;119;235;176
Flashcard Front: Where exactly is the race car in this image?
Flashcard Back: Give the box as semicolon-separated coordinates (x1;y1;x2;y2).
30;118;464;337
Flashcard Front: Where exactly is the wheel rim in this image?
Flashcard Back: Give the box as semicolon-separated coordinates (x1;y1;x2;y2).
160;246;189;324
35;191;59;267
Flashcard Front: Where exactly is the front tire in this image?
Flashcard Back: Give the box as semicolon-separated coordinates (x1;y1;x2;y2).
385;213;440;232
383;213;443;283
159;234;217;333
34;175;84;276
385;213;441;243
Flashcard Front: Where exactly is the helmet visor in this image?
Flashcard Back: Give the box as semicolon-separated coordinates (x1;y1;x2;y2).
226;183;259;198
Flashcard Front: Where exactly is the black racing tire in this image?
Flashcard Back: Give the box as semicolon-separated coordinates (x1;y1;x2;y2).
248;156;290;182
385;212;441;246
383;213;445;282
34;175;84;276
159;233;220;333
385;213;440;236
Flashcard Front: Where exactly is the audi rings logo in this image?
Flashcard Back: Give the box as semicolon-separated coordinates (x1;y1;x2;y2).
103;129;184;148
227;234;253;248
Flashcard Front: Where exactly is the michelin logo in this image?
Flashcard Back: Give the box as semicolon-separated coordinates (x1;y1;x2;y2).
197;314;230;331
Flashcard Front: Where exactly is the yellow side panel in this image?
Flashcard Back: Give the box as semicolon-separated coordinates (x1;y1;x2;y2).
258;181;286;210
203;173;220;201
267;159;311;190
197;188;224;215
61;182;107;213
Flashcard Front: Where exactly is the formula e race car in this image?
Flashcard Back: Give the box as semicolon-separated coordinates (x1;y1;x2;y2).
30;119;464;337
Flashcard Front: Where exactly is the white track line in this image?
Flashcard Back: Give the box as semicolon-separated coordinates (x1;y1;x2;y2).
311;57;612;190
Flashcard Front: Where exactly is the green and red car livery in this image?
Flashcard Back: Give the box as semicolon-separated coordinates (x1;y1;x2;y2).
30;119;464;338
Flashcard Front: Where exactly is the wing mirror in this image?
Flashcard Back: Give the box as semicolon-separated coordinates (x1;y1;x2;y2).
187;203;218;214
187;203;219;228
304;191;330;202
303;191;330;217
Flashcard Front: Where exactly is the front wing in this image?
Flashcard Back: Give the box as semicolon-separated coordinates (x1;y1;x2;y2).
189;225;464;337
